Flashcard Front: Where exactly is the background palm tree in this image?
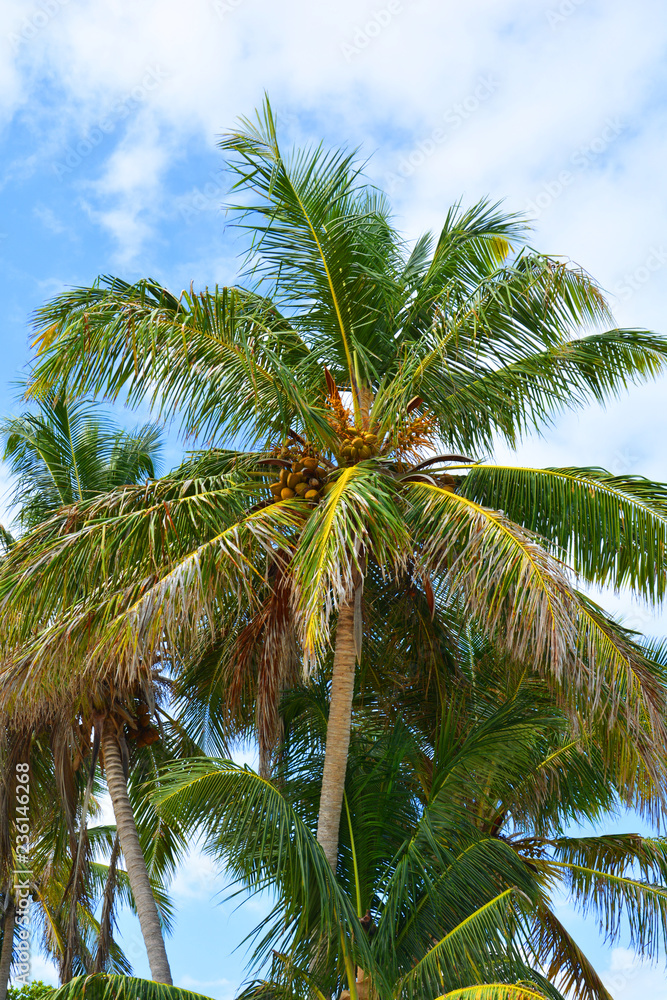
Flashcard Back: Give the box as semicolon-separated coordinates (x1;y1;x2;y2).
0;398;182;984
152;644;667;1000
1;392;160;531
4;100;667;881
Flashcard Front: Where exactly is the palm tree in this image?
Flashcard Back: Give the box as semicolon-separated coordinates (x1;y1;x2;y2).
151;652;667;1000
0;398;180;984
1;393;160;531
4;100;667;878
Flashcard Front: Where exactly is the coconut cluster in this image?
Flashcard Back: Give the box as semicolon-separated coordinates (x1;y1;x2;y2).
268;445;327;502
338;429;378;465
126;702;160;748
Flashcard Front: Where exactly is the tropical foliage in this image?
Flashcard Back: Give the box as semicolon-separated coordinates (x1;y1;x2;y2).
0;102;666;999
0;401;183;988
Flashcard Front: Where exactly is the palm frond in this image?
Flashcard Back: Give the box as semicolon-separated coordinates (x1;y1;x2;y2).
49;976;213;1000
460;464;667;600
29;281;314;446
292;465;410;657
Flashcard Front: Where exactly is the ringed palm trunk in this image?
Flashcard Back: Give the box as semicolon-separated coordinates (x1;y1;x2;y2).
101;724;172;984
316;602;357;869
0;897;15;1000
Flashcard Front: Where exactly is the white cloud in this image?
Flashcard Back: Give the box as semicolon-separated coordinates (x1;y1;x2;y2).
600;947;667;999
33;203;65;233
2;0;665;266
169;845;223;901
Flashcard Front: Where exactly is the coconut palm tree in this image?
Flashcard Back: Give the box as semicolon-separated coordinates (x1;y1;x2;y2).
4;101;667;879
0;723;125;996
1;392;160;532
0;398;182;984
151;650;667;1000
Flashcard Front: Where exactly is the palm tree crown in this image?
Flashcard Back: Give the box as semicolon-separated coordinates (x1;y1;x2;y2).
1;98;667;881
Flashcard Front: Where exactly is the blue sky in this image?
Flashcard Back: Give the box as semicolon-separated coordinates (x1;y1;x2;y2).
2;0;667;996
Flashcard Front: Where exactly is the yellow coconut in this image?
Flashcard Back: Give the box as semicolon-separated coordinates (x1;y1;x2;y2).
281;488;295;499
305;489;319;500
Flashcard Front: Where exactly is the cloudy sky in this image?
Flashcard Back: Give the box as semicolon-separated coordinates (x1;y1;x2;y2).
2;0;667;996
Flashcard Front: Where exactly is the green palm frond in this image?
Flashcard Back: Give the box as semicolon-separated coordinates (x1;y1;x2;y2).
1;394;162;530
409;482;579;672
531;834;667;960
408;483;667;734
436;989;552;1000
48;976;214;1000
460;464;667;600
528;904;613;1000
394;889;534;998
153;758;361;966
29;281;314;446
0;478;302;709
291;465;410;656
409;327;667;452
220;100;400;410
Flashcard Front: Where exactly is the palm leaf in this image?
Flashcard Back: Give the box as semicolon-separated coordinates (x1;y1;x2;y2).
49;976;214;1000
459;464;667;600
291;465;410;657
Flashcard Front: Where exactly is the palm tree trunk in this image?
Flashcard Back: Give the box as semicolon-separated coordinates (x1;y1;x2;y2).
316;601;357;869
0;897;15;1000
93;834;120;974
101;726;172;984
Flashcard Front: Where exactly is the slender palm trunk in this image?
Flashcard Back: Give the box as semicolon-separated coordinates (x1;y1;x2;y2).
94;834;120;973
101;726;172;984
62;753;97;983
0;897;15;1000
316;602;357;869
